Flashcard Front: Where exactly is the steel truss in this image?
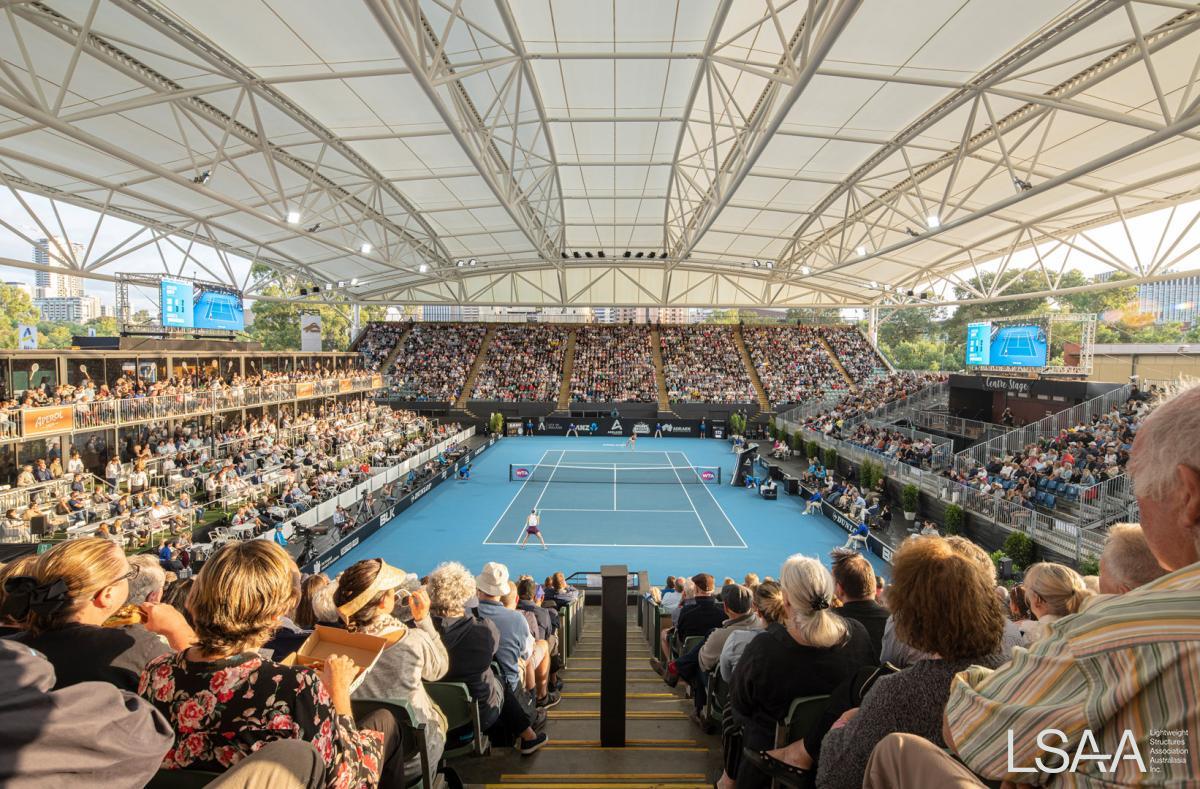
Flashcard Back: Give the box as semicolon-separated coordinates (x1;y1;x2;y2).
0;0;1197;309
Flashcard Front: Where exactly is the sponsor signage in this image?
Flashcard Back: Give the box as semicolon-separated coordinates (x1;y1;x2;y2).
300;313;322;352
295;382;315;398
338;538;360;557
984;376;1032;394
632;422;650;435
339;379;352;393
536;416;710;437
410;482;433;502
17;324;37;350
700;470;716;482
513;466;531;479
660;423;692;434
792;478;894;566
607;418;624;436
371;375;383;388
22;405;72;437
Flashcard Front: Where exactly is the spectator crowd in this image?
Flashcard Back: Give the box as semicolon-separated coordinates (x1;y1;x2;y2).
471;325;569;401
660;325;756;403
389;324;486;402
741;326;848;407
569;325;657;402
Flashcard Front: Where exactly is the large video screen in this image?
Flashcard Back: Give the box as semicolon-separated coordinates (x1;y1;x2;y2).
965;319;1049;368
161;278;245;331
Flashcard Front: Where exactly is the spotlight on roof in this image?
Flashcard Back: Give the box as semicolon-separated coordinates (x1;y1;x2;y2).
286;210;301;224
418;263;430;273
765;260;774;269
647;252;656;259
921;291;932;300
324;283;333;291
597;251;605;258
192;170;211;185
855;245;867;257
752;259;761;268
360;242;372;254
562;252;569;259
905;227;920;237
573;251;582;259
1013;177;1033;192
926;214;940;228
351;278;359;286
635;252;644;258
869;280;878;289
337;281;346;288
456;259;464;267
299;287;308;296
468;258;477;266
623;251;631;258
585;251;594;258
800;265;812;275
305;223;321;233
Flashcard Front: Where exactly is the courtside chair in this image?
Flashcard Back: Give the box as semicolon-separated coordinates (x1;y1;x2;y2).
425;680;490;757
351;698;433;789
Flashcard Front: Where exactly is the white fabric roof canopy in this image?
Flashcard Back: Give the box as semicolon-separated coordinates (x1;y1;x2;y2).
0;0;1199;308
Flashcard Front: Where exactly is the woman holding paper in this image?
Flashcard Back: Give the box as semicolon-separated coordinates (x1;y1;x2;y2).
137;540;404;789
333;558;451;771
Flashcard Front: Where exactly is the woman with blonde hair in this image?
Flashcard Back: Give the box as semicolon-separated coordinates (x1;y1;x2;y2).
138;540;401;788
726;556;876;789
1020;561;1093;641
3;537;190;691
332;557;450;770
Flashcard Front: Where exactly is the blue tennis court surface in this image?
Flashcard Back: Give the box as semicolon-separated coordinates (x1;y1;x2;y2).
324;436;889;583
991;324;1047;366
484;449;744;548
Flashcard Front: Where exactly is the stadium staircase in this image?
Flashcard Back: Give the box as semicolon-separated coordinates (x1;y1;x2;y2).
555;328;578;414
456;605;718;789
456;325;497;412
649;327;677;417
380;324;413;372
818;335;858;392
731;325;771;416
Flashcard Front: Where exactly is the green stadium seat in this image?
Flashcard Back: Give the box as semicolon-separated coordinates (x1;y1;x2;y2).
425;680;490;758
352;697;433;789
774;694;831;748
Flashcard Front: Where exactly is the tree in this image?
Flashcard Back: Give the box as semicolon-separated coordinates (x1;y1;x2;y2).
0;284;40;348
1054;270;1138;316
785;307;843;324
885;338;961;371
247;263;386;351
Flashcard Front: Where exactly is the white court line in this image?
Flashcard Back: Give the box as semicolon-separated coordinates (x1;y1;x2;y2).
537;508;696;513
521;449;567;544
527;542;744;549
613;464;617;510
678;450;748;548
481;448;549;544
666;452;713;547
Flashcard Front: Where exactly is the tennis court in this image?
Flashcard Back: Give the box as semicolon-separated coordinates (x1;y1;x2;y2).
991;324;1047;366
483;449;745;548
196;292;242;323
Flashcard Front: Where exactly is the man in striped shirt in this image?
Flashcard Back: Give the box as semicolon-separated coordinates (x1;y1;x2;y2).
865;385;1200;787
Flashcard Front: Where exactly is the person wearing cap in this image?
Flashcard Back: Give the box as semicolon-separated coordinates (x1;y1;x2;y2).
475;563;543;699
331;558;450;770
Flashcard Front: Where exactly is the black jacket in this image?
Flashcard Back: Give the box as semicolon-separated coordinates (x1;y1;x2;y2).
434;614;501;707
676;596;727;641
517;600;554;640
836;599;890;660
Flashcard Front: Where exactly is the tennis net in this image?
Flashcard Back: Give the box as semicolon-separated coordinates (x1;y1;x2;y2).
509;463;721;485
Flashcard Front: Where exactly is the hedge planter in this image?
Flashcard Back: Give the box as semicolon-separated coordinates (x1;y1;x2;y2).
901;483;920;521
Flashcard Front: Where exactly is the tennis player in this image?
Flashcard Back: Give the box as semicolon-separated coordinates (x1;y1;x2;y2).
519;508;547;550
626;433;637;450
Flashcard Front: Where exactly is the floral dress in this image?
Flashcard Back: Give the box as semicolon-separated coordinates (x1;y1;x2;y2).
139;651;384;789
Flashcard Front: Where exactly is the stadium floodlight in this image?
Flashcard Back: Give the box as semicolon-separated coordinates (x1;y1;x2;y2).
192;170;211;184
926;214;940;228
337;281;346;288
573;251;582;259
647;252;656;259
869;280;878;289
286;210;301;224
456;259;464;267
765;260;774;269
598;251;605;258
305;223;321;233
360;242;372;254
585;251;594;258
350;278;359;286
905;227;920;237
635;252;644;258
623;251;631;258
299;287;308;296
1013;177;1033;192
468;259;477;266
324;283;333;291
561;252;568;259
752;259;761;267
418;263;430;273
855;245;867;257
800;265;812;275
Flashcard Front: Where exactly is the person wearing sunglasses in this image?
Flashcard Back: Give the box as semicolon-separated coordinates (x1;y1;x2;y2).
2;536;194;692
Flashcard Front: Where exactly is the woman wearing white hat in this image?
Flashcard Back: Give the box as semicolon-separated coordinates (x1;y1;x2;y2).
333;558;450;770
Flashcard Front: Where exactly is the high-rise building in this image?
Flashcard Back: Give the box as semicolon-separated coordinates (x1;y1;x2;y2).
33;237;85;298
1137;275;1200;324
4;281;33;300
34;295;101;323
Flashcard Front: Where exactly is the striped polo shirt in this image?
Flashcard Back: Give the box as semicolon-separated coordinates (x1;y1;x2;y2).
945;560;1200;786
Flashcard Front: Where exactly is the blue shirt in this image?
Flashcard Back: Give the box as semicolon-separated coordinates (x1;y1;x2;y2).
476;599;533;690
854;523;869;537
273;528;288;546
158;545;172;562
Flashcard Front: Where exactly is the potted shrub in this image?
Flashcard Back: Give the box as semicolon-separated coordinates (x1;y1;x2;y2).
823;447;838;472
901;483;920;520
858;461;874;491
791;431;805;453
768;417;777;439
1003;531;1037;571
943;503;964;535
489;412;504;436
1077;555;1100;576
805;440;819;461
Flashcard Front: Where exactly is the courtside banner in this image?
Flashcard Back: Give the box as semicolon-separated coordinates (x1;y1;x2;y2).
22;405;72;437
338;379;352;393
17;324;37;350
371;375;384;389
295;382;315;398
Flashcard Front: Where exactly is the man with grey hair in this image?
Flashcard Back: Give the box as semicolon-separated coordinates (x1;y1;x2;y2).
126;554;166;605
1099;522;1167;594
862;385;1200;787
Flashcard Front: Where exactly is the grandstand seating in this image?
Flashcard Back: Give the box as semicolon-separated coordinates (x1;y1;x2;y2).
741;326;849;407
659;325;757;403
471;324;569;401
389;323;486;402
569;325;656;402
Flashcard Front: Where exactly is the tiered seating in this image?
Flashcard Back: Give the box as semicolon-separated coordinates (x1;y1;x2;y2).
358;322;407;371
389;323;486;402
842;423;940;469
825;325;887;383
569;325;657;402
802;371;946;431
659;325;756;403
471;324;569;401
741;326;848;407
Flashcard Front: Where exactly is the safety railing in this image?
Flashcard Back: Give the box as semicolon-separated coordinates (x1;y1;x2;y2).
910;411;1010;443
0;376;385;443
